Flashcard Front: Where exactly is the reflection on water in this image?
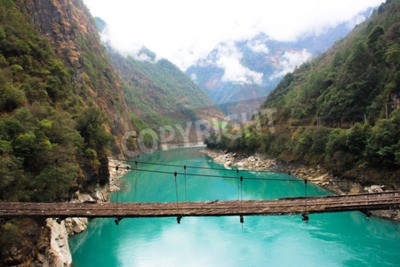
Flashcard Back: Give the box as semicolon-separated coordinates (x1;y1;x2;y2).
70;148;400;267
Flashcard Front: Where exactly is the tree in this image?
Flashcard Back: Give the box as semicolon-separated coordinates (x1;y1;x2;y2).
346;123;368;155
367;25;385;55
77;108;112;150
205;130;218;149
33;166;77;202
0;84;26;112
366;115;400;166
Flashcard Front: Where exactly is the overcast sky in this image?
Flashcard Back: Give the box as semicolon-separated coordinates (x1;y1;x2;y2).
83;0;384;70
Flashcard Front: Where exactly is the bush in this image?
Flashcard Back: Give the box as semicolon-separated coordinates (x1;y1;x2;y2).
77;108;112;150
0;84;26;112
245;132;259;152
33;166;77;202
205;131;218;149
366;115;400;166
0;140;11;153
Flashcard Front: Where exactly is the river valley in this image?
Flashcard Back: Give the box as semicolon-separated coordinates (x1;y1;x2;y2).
70;147;400;266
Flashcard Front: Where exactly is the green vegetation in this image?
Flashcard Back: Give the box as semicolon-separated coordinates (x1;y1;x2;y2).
0;1;132;261
0;0;114;202
206;0;400;180
108;47;221;143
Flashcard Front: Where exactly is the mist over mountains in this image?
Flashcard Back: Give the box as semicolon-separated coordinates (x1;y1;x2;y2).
94;17;223;144
185;9;374;115
95;6;375;117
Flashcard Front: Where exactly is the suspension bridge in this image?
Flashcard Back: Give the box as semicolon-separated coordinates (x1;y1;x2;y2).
1;191;399;219
1;158;399;222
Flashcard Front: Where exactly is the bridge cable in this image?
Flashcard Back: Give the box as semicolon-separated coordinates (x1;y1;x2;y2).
134;161;138;202
11;151;269;175
113;158;273;174
302;179;309;223
174;172;182;224
118;167;303;183
237;169;240;201
184;165;187;201
304;179;308;207
240;176;244;227
236;168;244;225
9;151;300;183
114;165;123;226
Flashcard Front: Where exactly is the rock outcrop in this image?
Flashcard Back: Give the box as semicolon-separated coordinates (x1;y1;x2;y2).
46;219;72;267
108;157;130;192
43;158;129;266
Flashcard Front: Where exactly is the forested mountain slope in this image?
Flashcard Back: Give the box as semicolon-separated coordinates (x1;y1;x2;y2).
0;0;133;264
108;47;223;134
207;0;400;186
16;0;133;151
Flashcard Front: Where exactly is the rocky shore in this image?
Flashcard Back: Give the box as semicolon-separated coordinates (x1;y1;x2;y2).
43;158;130;267
202;149;400;221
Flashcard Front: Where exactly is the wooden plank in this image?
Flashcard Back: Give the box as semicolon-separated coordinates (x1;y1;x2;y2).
0;191;399;218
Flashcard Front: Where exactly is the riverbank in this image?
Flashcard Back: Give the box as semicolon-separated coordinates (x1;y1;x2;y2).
160;142;206;151
44;158;130;266
202;148;400;221
66;147;400;266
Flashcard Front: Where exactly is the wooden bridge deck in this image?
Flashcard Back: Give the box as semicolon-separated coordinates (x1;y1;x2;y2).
1;191;399;219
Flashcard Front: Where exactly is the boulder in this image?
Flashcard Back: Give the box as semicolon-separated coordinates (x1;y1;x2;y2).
365;185;384;193
64;218;88;236
224;161;232;169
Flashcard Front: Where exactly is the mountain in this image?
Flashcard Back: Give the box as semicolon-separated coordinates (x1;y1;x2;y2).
17;0;133;152
0;0;133;264
186;9;374;116
96;18;223;144
207;0;400;186
108;47;222;132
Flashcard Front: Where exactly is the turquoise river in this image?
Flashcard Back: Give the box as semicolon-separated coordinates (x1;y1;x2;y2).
70;147;400;266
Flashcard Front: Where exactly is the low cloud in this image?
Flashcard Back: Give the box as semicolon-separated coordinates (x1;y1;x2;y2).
247;39;270;54
100;25;158;63
135;53;154;62
270;49;312;80
84;0;384;70
346;15;368;29
190;73;198;83
213;42;263;85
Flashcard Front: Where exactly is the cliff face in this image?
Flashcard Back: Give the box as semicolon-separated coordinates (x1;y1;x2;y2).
16;0;92;68
0;0;135;265
15;0;133;153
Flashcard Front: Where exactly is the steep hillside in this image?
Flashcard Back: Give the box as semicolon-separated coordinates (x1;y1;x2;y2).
15;0;133;152
207;0;400;187
0;0;133;265
108;47;222;135
187;9;374;116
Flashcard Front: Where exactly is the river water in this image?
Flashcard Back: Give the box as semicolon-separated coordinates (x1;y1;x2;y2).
70;148;400;266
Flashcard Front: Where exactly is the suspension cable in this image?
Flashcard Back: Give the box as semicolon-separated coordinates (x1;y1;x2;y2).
134;161;138;202
113;158;273;174
110;167;303;183
240;176;244;205
8;151;299;183
240;176;244;227
174;171;183;224
184;165;187;201
236;168;240;200
174;172;179;207
302;179;309;223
